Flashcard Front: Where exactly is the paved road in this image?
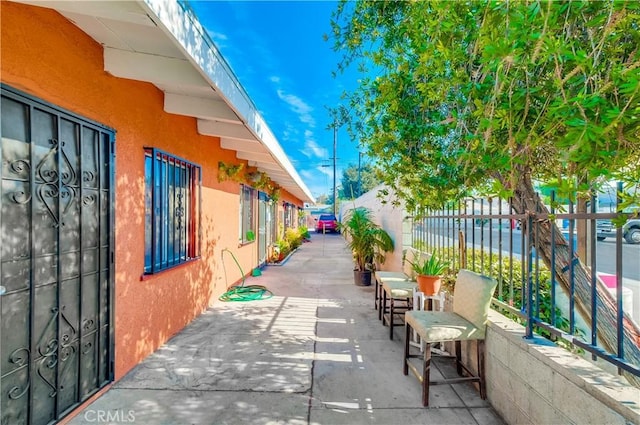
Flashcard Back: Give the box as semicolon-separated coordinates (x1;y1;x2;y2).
416;225;639;280
595;239;640;280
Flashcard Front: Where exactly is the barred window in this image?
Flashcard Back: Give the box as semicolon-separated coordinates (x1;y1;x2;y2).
283;202;295;230
239;184;256;243
144;148;201;273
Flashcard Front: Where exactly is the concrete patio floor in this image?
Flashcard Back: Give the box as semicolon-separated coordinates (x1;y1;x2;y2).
68;233;506;425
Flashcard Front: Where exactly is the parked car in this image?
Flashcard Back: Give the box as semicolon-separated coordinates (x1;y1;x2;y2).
594;186;640;244
315;214;339;233
596;217;640;244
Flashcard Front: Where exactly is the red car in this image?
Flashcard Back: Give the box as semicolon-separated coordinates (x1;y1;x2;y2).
315;214;339;233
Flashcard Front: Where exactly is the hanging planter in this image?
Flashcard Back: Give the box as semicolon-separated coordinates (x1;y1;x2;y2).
218;161;244;183
248;171;271;189
269;185;281;202
246;171;280;202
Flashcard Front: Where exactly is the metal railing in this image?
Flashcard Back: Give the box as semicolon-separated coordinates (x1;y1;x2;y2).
412;187;640;384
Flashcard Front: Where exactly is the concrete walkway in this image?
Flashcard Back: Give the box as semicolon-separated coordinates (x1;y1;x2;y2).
68;233;505;425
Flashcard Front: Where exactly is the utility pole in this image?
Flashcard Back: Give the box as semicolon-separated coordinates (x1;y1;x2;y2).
333;124;337;216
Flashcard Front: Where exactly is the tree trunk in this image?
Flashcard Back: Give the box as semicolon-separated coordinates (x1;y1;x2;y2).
509;174;640;387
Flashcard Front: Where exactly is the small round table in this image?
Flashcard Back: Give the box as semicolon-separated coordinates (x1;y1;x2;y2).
409;291;445;352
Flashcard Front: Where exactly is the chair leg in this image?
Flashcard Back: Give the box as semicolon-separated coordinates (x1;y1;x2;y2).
379;289;385;321
423;343;432;407
478;339;487;399
389;298;395;339
374;278;379;310
403;323;410;375
455;340;462;376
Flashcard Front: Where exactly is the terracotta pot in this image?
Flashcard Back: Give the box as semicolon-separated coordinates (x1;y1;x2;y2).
416;275;441;295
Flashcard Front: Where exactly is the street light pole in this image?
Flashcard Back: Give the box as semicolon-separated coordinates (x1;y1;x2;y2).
333;124;337;216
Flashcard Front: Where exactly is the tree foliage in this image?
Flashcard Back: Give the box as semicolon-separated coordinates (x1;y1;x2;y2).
339;162;380;199
329;0;640;211
329;0;640;386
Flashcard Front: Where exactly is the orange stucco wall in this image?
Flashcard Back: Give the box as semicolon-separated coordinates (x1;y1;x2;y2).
1;1;303;379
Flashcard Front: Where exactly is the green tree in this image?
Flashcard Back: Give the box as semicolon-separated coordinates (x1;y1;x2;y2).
330;0;640;384
339;163;379;199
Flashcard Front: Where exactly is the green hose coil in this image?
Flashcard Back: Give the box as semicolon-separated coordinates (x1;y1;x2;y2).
218;285;273;302
219;248;273;302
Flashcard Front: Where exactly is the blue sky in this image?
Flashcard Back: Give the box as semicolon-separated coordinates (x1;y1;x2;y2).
189;0;360;200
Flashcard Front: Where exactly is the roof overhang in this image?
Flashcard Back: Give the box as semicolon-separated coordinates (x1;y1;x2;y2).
17;0;315;203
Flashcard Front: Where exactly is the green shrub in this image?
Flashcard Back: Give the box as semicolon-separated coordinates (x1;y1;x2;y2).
299;225;310;240
274;239;291;260
285;228;303;250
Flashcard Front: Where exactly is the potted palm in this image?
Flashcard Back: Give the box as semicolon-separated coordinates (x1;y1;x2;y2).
408;253;449;295
340;207;394;286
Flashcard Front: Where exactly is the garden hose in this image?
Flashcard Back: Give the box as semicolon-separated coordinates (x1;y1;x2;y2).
219;248;273;302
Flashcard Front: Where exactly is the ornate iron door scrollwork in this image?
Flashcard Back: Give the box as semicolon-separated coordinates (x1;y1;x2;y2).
1;86;114;425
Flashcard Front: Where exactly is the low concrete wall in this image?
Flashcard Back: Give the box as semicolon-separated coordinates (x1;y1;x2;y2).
439;292;639;424
485;310;640;425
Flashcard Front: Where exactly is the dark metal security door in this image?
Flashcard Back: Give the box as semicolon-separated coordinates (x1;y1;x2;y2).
0;86;114;425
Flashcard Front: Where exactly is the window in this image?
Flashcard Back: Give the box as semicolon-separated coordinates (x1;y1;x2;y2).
144;148;201;273
283;202;295;230
270;201;277;245
239;184;255;243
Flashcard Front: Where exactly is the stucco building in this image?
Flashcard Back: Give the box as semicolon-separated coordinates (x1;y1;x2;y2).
0;1;314;423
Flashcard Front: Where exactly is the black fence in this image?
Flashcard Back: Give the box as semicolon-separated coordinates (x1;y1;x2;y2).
412;186;640;384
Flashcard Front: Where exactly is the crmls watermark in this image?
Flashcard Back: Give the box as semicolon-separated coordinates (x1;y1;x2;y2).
83;409;136;423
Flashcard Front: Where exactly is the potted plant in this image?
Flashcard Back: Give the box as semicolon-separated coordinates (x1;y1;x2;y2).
408;253;449;295
340;207;394;286
273;239;291;262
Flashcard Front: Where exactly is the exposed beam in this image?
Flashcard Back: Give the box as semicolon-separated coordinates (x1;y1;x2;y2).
220;138;267;153
164;93;241;123
236;151;278;163
259;170;285;180
260;170;289;177
273;181;296;189
277;183;298;191
198;120;256;141
104;48;209;88
248;160;283;171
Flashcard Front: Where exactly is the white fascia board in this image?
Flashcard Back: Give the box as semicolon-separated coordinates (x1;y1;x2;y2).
140;0;315;203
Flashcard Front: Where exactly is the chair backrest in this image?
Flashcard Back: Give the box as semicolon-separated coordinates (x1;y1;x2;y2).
403;247;420;279
452;269;498;330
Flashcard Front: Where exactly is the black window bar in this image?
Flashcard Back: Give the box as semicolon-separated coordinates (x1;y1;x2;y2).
144;148;201;274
